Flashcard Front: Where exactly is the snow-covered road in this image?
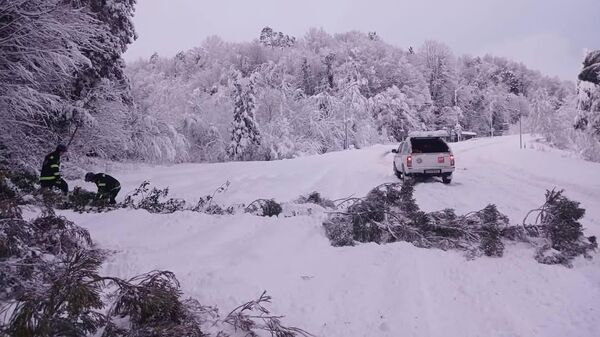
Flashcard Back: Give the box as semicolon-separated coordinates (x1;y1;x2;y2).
65;135;600;337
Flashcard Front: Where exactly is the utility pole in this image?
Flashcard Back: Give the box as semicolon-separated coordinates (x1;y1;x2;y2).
454;88;458;107
489;107;494;138
519;113;523;149
490;117;493;137
343;81;357;150
344;110;348;150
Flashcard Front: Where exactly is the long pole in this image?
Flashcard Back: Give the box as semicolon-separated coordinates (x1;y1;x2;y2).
519;113;522;149
344;109;348;150
67;124;80;147
488;99;494;138
454;88;458;106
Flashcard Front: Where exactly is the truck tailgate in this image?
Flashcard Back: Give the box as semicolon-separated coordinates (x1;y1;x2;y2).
412;153;453;169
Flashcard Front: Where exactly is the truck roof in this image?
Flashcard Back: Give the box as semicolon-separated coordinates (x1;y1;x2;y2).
408;130;449;138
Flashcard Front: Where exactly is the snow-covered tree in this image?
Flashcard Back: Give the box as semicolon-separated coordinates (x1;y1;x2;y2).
331;60;380;149
395;56;433;122
370;86;420;140
0;0;136;167
578;50;600;84
182;114;224;162
227;71;261;160
528;88;560;140
259;27;296;48
576;50;600;139
303;28;334;54
301;57;316;96
418;40;457;109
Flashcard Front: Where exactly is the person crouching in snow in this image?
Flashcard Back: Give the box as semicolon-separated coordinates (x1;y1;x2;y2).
85;172;121;204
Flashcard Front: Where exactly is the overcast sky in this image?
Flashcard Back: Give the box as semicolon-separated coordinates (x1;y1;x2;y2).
124;0;600;81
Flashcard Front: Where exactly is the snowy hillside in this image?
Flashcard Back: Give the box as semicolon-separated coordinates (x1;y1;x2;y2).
63;135;600;337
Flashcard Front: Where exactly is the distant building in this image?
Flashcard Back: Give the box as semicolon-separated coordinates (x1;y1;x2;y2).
407;129;477;142
460;131;477;140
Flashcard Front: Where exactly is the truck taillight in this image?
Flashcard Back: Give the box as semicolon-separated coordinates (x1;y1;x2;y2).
450;154;455;166
407;155;413;168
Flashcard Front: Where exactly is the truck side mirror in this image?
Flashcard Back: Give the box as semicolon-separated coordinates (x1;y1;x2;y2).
391;149;398;154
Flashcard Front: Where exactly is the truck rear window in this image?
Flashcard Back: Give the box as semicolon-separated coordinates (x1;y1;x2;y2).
410;138;449;153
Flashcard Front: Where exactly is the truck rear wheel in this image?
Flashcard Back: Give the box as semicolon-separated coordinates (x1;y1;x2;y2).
393;162;403;180
442;174;452;184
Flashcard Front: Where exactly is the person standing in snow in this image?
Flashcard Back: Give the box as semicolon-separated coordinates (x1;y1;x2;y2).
85;172;121;204
39;144;69;195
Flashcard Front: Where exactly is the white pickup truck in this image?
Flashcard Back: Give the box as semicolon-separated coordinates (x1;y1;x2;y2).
392;135;455;184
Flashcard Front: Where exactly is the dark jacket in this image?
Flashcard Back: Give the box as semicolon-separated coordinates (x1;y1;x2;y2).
91;173;120;194
40;151;61;182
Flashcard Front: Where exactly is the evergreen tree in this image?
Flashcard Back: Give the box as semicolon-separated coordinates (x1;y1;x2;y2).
301;58;315;96
370;86;420;140
578;50;600;84
227;71;261;160
70;0;137;118
259;26;295;48
576;50;600;140
323;53;336;90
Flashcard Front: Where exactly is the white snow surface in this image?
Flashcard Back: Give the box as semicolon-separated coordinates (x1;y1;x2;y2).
63;135;600;337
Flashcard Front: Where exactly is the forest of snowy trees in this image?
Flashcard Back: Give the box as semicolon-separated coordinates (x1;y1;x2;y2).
2;0;600;169
126;27;600;163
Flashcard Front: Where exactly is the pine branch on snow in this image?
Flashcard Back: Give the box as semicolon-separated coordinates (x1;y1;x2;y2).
526;189;598;267
102;271;206;337
122;181;186;214
0;214;106;337
295;192;336;209
1;177;313;337
223;291;313;337
245;199;283;217
124;180;239;215
323;182;597;265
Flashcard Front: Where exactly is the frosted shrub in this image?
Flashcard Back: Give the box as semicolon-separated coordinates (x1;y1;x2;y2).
0;174;23;220
129;116;190;163
182;116;225;162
